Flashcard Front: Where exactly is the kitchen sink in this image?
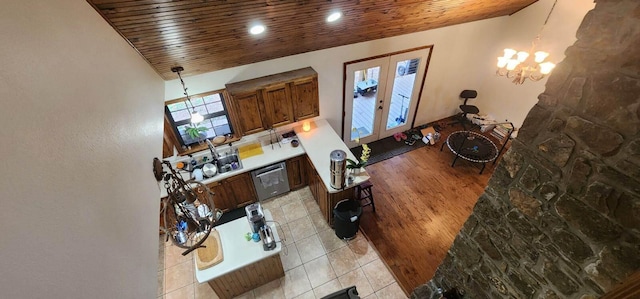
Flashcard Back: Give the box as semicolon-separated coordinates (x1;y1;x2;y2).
215;153;242;174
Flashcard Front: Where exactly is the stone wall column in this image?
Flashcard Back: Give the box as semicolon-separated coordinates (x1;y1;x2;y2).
413;0;640;298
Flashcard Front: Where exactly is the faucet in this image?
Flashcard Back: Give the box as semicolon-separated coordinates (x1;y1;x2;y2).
205;139;219;160
268;128;281;150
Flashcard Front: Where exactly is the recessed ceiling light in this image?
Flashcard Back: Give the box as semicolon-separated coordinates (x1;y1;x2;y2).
327;12;342;22
249;25;265;35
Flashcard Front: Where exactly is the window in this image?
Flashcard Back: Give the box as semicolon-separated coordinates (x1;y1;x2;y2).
165;90;233;149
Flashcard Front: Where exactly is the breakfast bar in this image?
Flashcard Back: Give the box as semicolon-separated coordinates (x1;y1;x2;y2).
195;210;283;299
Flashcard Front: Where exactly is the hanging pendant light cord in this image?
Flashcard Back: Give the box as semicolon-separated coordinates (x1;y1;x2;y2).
542;0;557;29
536;0;557;37
531;0;557;50
175;69;196;111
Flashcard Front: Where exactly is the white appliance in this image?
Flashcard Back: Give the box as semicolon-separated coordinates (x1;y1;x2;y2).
251;161;290;201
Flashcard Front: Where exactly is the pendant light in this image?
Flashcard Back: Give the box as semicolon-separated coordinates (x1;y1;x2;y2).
171;66;203;123
496;0;558;84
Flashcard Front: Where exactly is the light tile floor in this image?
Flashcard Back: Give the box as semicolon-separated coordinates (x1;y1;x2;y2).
159;187;407;299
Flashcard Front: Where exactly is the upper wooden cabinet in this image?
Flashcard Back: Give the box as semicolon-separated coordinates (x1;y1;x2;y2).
291;77;319;121
226;67;319;135
262;83;294;128
233;92;266;135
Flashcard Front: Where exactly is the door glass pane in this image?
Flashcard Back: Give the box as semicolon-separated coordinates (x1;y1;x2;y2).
351;67;380;141
386;58;420;129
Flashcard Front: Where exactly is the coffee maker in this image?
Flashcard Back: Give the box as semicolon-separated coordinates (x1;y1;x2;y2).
244;203;276;250
245;203;265;234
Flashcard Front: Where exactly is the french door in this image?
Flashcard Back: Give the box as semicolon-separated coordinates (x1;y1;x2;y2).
343;47;431;148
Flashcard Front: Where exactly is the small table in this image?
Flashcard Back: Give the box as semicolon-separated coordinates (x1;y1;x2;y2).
356;79;378;95
440;131;498;174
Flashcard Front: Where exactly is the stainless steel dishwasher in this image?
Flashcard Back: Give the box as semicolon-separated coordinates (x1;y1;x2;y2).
251;161;290;201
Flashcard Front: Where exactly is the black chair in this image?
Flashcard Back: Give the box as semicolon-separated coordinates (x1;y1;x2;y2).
449;90;479;126
459;89;479;119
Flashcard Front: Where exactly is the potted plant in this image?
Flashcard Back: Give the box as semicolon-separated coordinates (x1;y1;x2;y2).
346;143;371;174
185;125;208;143
347;128;371;173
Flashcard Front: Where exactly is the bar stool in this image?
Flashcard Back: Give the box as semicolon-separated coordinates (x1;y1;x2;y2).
355;181;376;212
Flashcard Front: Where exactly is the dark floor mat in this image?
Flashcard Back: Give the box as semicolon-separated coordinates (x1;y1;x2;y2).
351;133;428;165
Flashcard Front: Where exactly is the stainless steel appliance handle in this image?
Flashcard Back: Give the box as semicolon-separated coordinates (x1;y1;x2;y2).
256;167;283;178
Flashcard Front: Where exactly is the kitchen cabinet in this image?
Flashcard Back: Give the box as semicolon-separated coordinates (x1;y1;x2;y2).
195;181;234;212
163;115;177;158
305;155;354;226
233;92;266;135
194;172;257;212
286;155;307;190
305;155;318;202
226;67;319;135
223;172;257;208
262;83;294;128
291;77;319;121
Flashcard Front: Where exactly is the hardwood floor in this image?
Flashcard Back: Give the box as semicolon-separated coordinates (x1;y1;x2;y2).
358;121;500;295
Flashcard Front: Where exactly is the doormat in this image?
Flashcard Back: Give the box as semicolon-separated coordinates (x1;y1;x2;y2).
350;130;430;165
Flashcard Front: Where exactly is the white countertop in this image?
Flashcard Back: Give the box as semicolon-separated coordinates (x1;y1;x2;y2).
160;118;368;198
195;209;281;283
294;119;370;192
160;139;305;198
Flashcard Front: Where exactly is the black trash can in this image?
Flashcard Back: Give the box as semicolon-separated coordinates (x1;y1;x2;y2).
321;285;359;299
333;199;362;240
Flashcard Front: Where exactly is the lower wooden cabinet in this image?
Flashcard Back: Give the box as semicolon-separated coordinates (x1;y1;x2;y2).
223;172;258;208
286;155;308;190
207;254;284;299
196;172;257;212
194;181;230;212
176;153;355;225
304;155;355;226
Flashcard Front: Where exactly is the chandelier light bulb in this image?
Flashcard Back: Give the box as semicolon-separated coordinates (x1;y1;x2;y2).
539;62;556;74
506;60;520;71
503;48;517;59
534;51;549;63
516;51;529;62
497;57;509;68
190;111;204;123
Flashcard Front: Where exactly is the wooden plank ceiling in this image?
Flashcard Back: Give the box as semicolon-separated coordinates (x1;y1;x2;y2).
88;0;537;80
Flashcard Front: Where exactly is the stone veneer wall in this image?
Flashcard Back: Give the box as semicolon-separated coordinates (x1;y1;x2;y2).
412;1;640;298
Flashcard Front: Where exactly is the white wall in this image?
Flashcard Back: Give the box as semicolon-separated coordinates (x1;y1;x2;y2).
165;1;594;134
475;0;595;127
165;17;508;133
0;1;164;298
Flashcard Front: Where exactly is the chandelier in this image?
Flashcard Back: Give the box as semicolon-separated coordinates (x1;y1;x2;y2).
171;66;204;123
496;0;557;84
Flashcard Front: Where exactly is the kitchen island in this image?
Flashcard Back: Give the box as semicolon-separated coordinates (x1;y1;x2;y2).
195;209;283;299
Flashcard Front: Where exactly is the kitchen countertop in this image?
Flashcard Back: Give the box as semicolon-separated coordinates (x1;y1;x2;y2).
195;209;281;283
160;137;305;198
160;118;369;198
295;119;370;192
